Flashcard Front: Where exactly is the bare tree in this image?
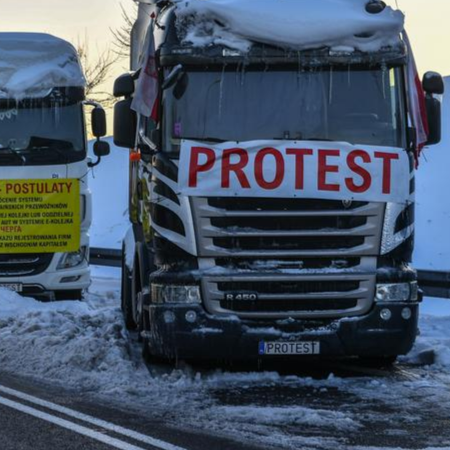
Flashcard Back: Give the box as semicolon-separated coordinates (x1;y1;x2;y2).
77;37;117;107
112;1;138;60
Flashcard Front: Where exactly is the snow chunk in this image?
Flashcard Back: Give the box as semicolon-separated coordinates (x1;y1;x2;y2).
0;33;85;100
175;0;404;53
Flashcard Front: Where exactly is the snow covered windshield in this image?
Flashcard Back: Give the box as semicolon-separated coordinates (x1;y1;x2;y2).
167;66;405;148
0;103;85;165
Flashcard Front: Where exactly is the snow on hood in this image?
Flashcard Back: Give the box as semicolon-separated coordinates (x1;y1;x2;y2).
175;0;405;53
0;33;86;100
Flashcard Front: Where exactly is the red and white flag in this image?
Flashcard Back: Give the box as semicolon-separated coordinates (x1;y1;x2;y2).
404;33;429;162
131;22;159;120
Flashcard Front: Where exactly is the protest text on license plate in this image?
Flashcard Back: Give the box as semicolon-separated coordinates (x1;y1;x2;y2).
259;341;320;356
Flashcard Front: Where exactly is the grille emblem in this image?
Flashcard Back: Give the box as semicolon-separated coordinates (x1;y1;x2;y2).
342;200;353;209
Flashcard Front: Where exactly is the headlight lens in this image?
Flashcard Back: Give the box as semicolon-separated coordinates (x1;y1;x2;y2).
151;284;201;304
57;247;88;270
376;282;418;302
381;202;414;255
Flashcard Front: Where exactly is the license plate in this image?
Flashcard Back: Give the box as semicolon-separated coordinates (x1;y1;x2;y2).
259;341;320;356
0;283;23;293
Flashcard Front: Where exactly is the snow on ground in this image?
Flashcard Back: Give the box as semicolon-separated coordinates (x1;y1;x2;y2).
0;272;361;449
175;0;404;53
88;137;130;250
0;33;85;99
0;264;450;449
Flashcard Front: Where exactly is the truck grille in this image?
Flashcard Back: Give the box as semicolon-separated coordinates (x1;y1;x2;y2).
191;197;384;257
0;253;54;277
191;197;383;319
203;273;375;319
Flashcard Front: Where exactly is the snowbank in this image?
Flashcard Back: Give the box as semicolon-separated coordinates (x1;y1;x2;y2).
0;33;85;100
175;0;404;53
414;77;450;270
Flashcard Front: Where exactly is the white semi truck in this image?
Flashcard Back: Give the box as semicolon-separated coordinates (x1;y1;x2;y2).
115;0;444;364
0;33;109;300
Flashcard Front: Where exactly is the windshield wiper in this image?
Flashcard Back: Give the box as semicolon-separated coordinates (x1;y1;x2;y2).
27;137;74;164
182;137;227;143
28;146;70;164
0;147;26;165
304;138;335;142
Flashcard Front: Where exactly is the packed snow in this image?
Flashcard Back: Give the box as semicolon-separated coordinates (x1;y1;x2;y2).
175;0;404;53
0;275;450;449
0;33;85;100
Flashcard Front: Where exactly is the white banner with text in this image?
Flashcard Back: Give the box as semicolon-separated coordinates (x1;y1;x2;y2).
178;140;411;203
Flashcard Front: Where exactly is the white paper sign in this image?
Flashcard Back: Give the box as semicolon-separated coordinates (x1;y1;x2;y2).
178;140;411;203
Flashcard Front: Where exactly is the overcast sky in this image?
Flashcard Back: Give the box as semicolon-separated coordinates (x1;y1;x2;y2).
0;0;448;94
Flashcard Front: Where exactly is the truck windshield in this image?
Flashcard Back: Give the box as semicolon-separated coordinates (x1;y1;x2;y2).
0;103;85;165
166;66;405;148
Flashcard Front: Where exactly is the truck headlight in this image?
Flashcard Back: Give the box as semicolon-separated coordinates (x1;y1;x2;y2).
381;202;414;255
151;284;201;304
57;247;88;270
376;282;418;302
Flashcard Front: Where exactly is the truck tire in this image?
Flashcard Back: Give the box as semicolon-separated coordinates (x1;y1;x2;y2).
131;258;144;341
121;245;135;330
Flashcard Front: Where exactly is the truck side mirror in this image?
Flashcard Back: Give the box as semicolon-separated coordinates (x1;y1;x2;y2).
423;72;444;95
114;98;137;148
114;73;135;98
423;72;444;146
93;140;110;157
91;107;107;138
425;96;442;146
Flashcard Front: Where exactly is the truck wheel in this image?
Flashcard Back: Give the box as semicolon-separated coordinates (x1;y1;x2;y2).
141;307;152;363
121;248;135;330
131;255;144;340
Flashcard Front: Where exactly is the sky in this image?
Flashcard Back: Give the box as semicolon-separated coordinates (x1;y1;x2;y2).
0;0;449;100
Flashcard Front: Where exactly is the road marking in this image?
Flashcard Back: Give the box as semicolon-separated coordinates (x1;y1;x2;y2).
0;384;187;450
0;394;147;450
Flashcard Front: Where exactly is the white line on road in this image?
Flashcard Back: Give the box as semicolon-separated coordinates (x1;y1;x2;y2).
0;384;187;450
0;394;147;450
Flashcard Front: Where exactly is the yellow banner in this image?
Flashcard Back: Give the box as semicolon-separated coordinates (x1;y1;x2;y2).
0;179;80;254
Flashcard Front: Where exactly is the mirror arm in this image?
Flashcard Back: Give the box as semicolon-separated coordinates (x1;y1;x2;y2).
84;99;102;108
88;156;102;168
88;138;103;168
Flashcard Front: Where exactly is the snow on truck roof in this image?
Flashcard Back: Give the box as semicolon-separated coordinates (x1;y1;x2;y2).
175;0;405;53
0;33;85;100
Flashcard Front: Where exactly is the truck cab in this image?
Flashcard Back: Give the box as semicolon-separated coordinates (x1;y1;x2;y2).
115;3;443;362
0;33;109;300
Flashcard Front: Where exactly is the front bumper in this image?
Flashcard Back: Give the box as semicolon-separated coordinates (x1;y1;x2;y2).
145;302;419;361
0;253;91;298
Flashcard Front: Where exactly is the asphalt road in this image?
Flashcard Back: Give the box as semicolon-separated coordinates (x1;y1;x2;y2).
0;372;265;450
2;359;450;450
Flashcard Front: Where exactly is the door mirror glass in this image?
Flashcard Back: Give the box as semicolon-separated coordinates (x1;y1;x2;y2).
114;73;135;98
91;107;107;138
93;140;110;157
425;96;442;146
114;98;137;148
423;72;445;95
